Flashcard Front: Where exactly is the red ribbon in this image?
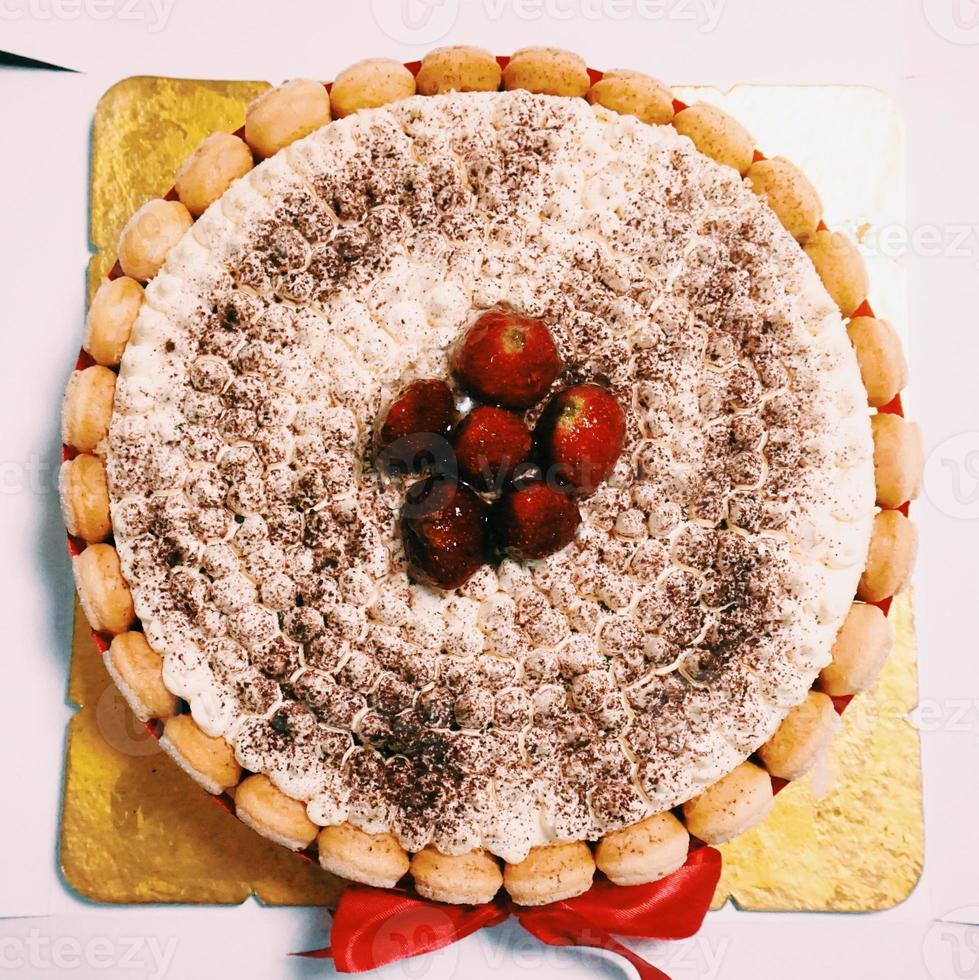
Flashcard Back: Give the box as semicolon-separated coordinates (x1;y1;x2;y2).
296;846;721;979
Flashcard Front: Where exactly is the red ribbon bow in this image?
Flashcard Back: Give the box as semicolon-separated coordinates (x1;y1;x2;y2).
296;845;721;979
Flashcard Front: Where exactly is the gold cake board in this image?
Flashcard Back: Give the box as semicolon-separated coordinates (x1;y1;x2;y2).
61;76;922;911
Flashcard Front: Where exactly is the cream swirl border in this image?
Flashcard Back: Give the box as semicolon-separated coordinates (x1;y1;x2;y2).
60;45;919;907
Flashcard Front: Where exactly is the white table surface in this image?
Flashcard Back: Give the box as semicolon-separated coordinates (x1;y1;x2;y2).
2;1;979;976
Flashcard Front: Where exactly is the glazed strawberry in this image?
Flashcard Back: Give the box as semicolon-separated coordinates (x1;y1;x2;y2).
535;383;626;495
377;379;457;474
452;406;533;492
493;481;582;561
451;309;562;408
400;476;489;590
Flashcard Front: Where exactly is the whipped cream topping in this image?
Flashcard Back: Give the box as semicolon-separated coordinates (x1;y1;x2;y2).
106;91;874;863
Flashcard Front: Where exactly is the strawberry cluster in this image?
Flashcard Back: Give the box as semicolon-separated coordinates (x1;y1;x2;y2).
377;309;626;591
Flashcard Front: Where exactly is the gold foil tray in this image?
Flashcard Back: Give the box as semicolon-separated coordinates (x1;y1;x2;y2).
62;600;343;905
61;76;921;910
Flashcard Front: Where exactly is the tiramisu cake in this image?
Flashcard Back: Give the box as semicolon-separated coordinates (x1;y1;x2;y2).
61;47;920;906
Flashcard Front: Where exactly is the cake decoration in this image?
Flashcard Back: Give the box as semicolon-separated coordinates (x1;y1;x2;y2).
60;49;919;937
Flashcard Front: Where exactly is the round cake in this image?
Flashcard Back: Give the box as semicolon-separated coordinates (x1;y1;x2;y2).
62;48;920;907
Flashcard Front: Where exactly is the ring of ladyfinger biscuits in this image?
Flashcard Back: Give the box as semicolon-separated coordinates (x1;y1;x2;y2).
682;762;775;845
244;79;331;160
65;49;917;897
672;103;755;175
415;46;502;95
848;317;909;408
803;229;869;318
502;47;591;98
330;59;417;119
872;413;924;509
104;631;178;723
234;774;318;851
59;454;111;543
595;812;690;887
857;509;918;604
746;156;823;242
317;822;410;888
62;365;116;454
587;69;675;125
175;131;254;217
410;847;504;905
820;602;895;697
159;714;242;795
758;692;840;781
72;543;135;636
83;276;144;367
117;198;193;283
503;841;596;906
